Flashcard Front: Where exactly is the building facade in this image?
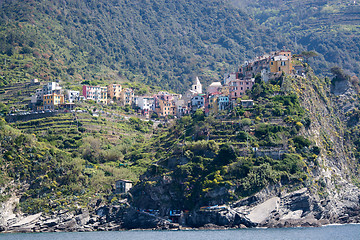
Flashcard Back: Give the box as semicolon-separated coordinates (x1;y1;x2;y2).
115;180;133;194
108;84;122;100
42;93;64;110
82;85;108;104
65;90;80;103
155;94;176;117
229;78;255;100
119;88;135;106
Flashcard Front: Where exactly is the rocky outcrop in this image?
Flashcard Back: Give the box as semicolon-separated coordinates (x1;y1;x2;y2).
1;183;360;233
184;185;360;228
121;208;173;230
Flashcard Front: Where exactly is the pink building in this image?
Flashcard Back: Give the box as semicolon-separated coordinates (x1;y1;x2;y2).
229;78;255;100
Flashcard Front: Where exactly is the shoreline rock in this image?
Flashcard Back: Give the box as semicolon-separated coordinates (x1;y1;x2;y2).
1;185;360;233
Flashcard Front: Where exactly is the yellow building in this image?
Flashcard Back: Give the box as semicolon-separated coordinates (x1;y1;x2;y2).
157;98;176;117
42;93;64;110
270;51;293;74
154;94;176;117
108;84;122;100
206;94;219;116
99;87;107;104
220;85;230;96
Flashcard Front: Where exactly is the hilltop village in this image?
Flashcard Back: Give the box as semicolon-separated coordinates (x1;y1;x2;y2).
27;50;304;119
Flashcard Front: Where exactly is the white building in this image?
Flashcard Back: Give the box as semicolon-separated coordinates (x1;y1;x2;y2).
65;90;80;103
31;88;44;104
43;82;62;95
191;94;205;112
115;179;133;194
137;96;154;114
82;85;108;104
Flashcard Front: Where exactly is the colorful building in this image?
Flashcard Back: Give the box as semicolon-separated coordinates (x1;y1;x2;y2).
205;92;220;116
82;85;108;104
229;78;255;100
154;94;176;117
218;95;230;111
119;88;135;106
42;93;64;110
108;84;122;100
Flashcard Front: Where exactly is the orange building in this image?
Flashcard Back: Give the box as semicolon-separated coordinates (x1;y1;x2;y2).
154;94;176;117
108;84;122;100
42;93;64;110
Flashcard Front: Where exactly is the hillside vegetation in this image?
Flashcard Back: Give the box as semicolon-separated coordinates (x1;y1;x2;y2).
232;0;360;76
0;0;286;91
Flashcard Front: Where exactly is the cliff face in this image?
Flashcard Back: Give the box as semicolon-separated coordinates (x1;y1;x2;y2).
128;68;360;228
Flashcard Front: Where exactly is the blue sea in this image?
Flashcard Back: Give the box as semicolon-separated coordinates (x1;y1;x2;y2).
1;224;360;240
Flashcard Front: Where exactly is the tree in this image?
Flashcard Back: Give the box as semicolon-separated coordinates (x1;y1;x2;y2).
330;66;350;82
301;51;318;62
215;144;237;165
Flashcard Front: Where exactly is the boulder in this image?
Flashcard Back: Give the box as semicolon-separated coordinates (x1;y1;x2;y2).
55;219;79;231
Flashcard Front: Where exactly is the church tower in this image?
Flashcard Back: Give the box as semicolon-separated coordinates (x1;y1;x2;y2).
192;77;202;94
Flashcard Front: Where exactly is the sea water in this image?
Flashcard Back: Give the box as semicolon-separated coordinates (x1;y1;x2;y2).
1;224;360;240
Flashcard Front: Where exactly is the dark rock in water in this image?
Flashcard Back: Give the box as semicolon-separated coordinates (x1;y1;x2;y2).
0;225;6;232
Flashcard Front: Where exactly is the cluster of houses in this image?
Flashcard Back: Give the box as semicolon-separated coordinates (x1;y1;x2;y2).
30;50;303;117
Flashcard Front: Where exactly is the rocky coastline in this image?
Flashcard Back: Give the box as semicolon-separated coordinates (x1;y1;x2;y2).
1;186;360;233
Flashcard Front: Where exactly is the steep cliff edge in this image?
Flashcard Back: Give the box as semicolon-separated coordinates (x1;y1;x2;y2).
128;67;360;228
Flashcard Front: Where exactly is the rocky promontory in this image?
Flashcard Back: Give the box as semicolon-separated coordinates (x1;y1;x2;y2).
1;182;360;233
